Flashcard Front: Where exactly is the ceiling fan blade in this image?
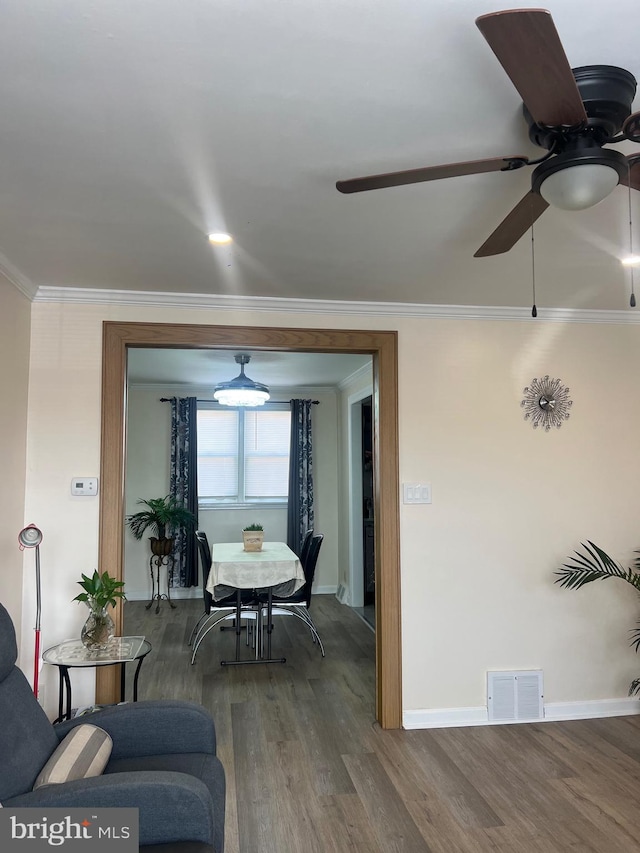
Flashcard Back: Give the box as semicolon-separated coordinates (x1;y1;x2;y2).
476;9;587;128
336;155;528;194
620;155;640;192
474;191;549;258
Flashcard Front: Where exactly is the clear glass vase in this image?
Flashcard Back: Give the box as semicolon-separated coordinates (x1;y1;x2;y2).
80;604;115;651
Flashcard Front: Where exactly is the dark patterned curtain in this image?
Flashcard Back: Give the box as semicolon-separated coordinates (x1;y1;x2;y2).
169;397;199;587
287;399;314;557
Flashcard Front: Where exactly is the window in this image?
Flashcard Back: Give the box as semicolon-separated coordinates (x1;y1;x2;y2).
197;403;291;506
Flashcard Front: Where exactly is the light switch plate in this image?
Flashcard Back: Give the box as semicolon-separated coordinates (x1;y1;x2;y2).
403;482;432;504
71;477;99;496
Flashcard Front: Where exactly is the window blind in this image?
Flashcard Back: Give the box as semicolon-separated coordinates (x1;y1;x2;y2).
243;409;290;499
197;406;290;503
197;409;239;499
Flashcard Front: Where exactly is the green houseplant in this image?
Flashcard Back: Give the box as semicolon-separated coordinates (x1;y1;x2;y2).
73;570;126;650
555;541;640;695
242;523;264;552
125;495;197;557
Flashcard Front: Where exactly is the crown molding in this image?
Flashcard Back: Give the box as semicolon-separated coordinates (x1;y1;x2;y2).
32;284;640;324
129;382;336;395
338;362;373;391
0;253;38;299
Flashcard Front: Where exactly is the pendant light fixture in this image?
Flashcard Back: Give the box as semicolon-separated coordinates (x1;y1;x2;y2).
213;354;270;407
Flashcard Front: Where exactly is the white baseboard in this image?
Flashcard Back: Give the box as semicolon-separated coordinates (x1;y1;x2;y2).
543;698;640;721
403;707;489;729
314;585;338;595
403;697;640;729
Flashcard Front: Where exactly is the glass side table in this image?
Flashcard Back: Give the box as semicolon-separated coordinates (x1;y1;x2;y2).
42;636;152;723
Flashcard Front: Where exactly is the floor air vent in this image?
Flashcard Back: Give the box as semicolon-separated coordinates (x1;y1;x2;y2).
336;584;346;603
487;670;543;722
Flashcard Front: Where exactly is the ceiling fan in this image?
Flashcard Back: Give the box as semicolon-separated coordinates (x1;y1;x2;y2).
336;8;640;257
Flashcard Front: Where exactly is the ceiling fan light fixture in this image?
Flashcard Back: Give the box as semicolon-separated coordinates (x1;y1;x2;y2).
532;148;628;211
213;353;270;407
539;163;620;210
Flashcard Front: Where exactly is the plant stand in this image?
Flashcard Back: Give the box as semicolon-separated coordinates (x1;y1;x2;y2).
146;553;176;614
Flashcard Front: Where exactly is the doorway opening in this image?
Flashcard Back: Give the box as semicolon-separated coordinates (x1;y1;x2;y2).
347;390;376;631
97;321;402;729
361;396;375;623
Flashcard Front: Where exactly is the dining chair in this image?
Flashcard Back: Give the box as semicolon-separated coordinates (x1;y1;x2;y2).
299;528;314;567
189;530;258;664
260;533;325;656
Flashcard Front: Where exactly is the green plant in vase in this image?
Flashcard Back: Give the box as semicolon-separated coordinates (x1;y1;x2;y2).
242;523;264;552
74;570;126;650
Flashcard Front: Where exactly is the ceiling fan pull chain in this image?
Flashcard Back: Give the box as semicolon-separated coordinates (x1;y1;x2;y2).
530;219;537;318
628;172;636;308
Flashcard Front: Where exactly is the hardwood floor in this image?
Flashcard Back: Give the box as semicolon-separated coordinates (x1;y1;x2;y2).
124;596;640;853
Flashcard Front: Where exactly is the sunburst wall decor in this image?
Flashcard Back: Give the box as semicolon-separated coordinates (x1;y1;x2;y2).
520;375;572;431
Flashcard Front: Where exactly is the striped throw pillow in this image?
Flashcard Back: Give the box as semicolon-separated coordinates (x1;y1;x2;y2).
33;724;112;789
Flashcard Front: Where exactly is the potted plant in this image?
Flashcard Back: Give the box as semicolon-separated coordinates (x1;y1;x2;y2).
125;495;197;557
73;570;126;650
555;541;640;695
242;523;264;552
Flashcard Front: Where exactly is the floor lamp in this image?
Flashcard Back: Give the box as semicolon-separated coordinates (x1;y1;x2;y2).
18;524;44;698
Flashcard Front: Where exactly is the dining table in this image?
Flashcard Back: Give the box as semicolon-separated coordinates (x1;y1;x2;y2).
205;541;305;665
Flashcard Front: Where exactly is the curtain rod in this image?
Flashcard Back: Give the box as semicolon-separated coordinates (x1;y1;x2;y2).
159;397;319;404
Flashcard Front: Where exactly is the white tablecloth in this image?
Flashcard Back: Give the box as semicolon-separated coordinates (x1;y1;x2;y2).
206;541;305;601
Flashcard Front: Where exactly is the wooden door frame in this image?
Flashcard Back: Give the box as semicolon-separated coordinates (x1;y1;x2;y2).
96;321;402;729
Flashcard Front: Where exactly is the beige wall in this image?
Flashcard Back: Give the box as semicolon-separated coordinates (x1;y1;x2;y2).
22;300;640;719
124;389;172;602
399;318;640;711
0;278;31;643
124;385;339;602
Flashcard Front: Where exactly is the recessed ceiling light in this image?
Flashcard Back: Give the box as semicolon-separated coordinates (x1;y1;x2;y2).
621;255;640;266
208;232;233;245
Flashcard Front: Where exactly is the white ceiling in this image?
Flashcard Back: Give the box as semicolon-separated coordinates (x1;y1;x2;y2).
3;1;640;310
127;348;371;389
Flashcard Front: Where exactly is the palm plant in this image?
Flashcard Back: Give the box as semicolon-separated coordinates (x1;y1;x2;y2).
125;495;197;556
126;495;196;540
555;541;640;695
